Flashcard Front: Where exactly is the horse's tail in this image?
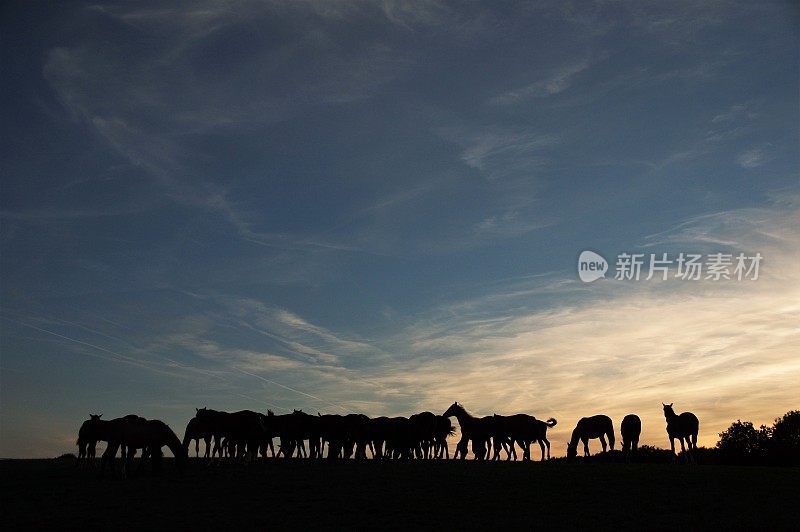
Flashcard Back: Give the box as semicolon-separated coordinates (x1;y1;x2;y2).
545;418;557;427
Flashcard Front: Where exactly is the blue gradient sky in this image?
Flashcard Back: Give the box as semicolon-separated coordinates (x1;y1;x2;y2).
1;1;798;457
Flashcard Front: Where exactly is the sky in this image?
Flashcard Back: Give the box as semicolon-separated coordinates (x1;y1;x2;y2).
0;1;798;458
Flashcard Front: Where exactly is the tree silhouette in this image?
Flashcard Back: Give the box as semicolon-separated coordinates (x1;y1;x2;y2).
716;420;769;462
768;410;800;466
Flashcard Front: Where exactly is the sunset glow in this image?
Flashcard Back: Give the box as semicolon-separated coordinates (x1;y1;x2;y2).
1;1;798;458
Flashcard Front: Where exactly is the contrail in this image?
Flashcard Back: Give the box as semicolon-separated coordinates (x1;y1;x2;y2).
234;367;351;414
0;315;187;378
47;316;141;350
2;316;153;368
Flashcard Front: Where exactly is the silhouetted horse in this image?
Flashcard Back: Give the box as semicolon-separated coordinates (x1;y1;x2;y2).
433;415;455;458
662;403;699;461
271;409;319;458
78;414;143;467
195;408;266;461
567;415;615;460
183;416;214;458
77;414;103;467
100;417;186;477
410;412;438;459
492;414;557;461
370;416;414;459
621;414;641;457
443;402;493;460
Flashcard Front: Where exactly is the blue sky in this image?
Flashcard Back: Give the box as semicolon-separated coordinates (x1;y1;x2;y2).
1;1;798;457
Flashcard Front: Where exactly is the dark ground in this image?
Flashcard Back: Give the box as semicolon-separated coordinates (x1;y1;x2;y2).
1;458;798;530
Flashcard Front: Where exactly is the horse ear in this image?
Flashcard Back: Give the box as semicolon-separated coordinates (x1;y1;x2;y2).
662;403;666;407
98;414;102;418
669;403;673;407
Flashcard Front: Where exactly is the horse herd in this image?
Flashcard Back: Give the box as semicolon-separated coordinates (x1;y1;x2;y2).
76;402;700;476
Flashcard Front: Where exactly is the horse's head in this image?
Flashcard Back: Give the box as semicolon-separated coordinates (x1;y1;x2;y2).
662;403;675;418
267;410;274;417
442;402;462;418
566;441;578;461
89;414;102;421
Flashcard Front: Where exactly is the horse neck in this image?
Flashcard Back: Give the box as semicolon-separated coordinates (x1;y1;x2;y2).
664;409;678;422
163;427;184;457
569;427;581;446
452;407;475;428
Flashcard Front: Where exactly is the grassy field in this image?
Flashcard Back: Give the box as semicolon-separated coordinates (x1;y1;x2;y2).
2;458;798;530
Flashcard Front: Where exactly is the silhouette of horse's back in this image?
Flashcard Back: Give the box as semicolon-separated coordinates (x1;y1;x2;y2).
567;414;615;460
662;403;699;460
621;414;641;455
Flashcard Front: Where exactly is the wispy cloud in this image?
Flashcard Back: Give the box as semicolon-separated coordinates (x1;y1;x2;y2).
363;195;800;450
489;60;592;105
737;145;771;168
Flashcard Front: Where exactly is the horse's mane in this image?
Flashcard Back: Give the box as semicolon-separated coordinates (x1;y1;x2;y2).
452;402;471;416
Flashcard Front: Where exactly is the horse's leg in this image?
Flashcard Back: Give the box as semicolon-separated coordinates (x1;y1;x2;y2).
125;447;136;479
210;436;220;461
538;439;546;461
669;436;676;462
608;431;615;451
457;437;468;460
582;437;590;457
600;435;607;453
492;438;500;460
138;448;151;475
544;438;551;460
99;443;117;478
77;441;85;467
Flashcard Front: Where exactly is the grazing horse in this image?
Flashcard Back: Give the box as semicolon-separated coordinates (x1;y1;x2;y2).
662;403;699;461
442;402;493;460
566;415;615;460
620;414;641;457
101;417;186;477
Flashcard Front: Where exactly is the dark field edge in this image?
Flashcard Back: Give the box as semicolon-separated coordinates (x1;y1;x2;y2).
1;459;799;530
